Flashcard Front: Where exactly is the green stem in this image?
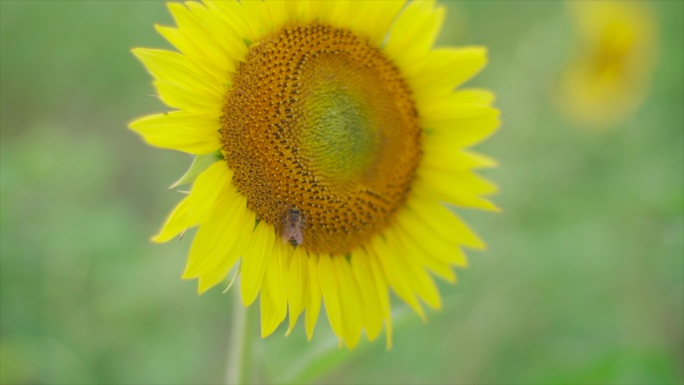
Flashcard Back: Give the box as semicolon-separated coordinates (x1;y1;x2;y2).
226;287;255;385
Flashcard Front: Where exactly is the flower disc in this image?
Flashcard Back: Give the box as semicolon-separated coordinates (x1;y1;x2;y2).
222;24;421;254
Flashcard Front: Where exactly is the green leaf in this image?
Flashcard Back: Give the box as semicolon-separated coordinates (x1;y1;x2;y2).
169;151;222;190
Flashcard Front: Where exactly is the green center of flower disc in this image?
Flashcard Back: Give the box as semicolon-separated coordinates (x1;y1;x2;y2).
300;75;379;184
221;24;421;254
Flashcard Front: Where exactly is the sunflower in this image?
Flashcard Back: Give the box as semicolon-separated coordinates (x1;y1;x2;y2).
130;0;499;349
556;1;657;129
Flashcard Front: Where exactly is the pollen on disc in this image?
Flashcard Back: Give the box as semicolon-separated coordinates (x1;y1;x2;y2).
221;24;421;255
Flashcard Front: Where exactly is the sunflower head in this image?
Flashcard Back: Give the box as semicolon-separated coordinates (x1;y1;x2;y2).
130;0;499;349
556;0;658;129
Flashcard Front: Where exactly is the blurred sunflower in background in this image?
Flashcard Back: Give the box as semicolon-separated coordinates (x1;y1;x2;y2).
556;1;658;129
130;0;498;349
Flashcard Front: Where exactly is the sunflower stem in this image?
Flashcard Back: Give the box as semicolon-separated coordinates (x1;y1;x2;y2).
226;286;255;385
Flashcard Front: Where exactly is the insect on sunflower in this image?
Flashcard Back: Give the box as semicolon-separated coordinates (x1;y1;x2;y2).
130;0;500;349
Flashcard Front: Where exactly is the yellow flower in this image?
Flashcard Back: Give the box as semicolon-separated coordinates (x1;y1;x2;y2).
556;1;658;129
130;0;499;349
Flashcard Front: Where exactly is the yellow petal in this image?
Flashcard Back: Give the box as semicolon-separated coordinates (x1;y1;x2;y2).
364;248;393;348
421;106;500;150
422;145;498;172
240;0;280;36
350;252;384;341
333;257;363;349
131;48;224;99
408;199;485;251
260;280;281;338
185;1;247;62
287;0;320;24
369;237;426;320
409;47;488;97
182;192;251;281
195;202;253;293
155;25;228;84
261;240;289;337
151;195;192;243
385;0;444;70
319;0;351;29
397;221;467;268
391;224;458;282
129;111;222;155
345;0;407;47
305;253;322;341
317;254;344;340
422;104;500;128
414;170;500;211
151;161;232;244
451;89;496;106
153;80;223;118
166;3;237;73
204;0;261;43
286;247;308;335
240;222;276;307
384;228;442;310
185;161;233;225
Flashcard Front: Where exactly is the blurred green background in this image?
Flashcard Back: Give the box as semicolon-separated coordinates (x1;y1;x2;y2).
1;1;682;384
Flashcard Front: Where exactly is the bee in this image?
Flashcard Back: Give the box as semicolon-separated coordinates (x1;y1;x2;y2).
282;206;305;247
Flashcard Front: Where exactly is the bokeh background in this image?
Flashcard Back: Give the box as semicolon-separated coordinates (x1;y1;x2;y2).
1;1;682;384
